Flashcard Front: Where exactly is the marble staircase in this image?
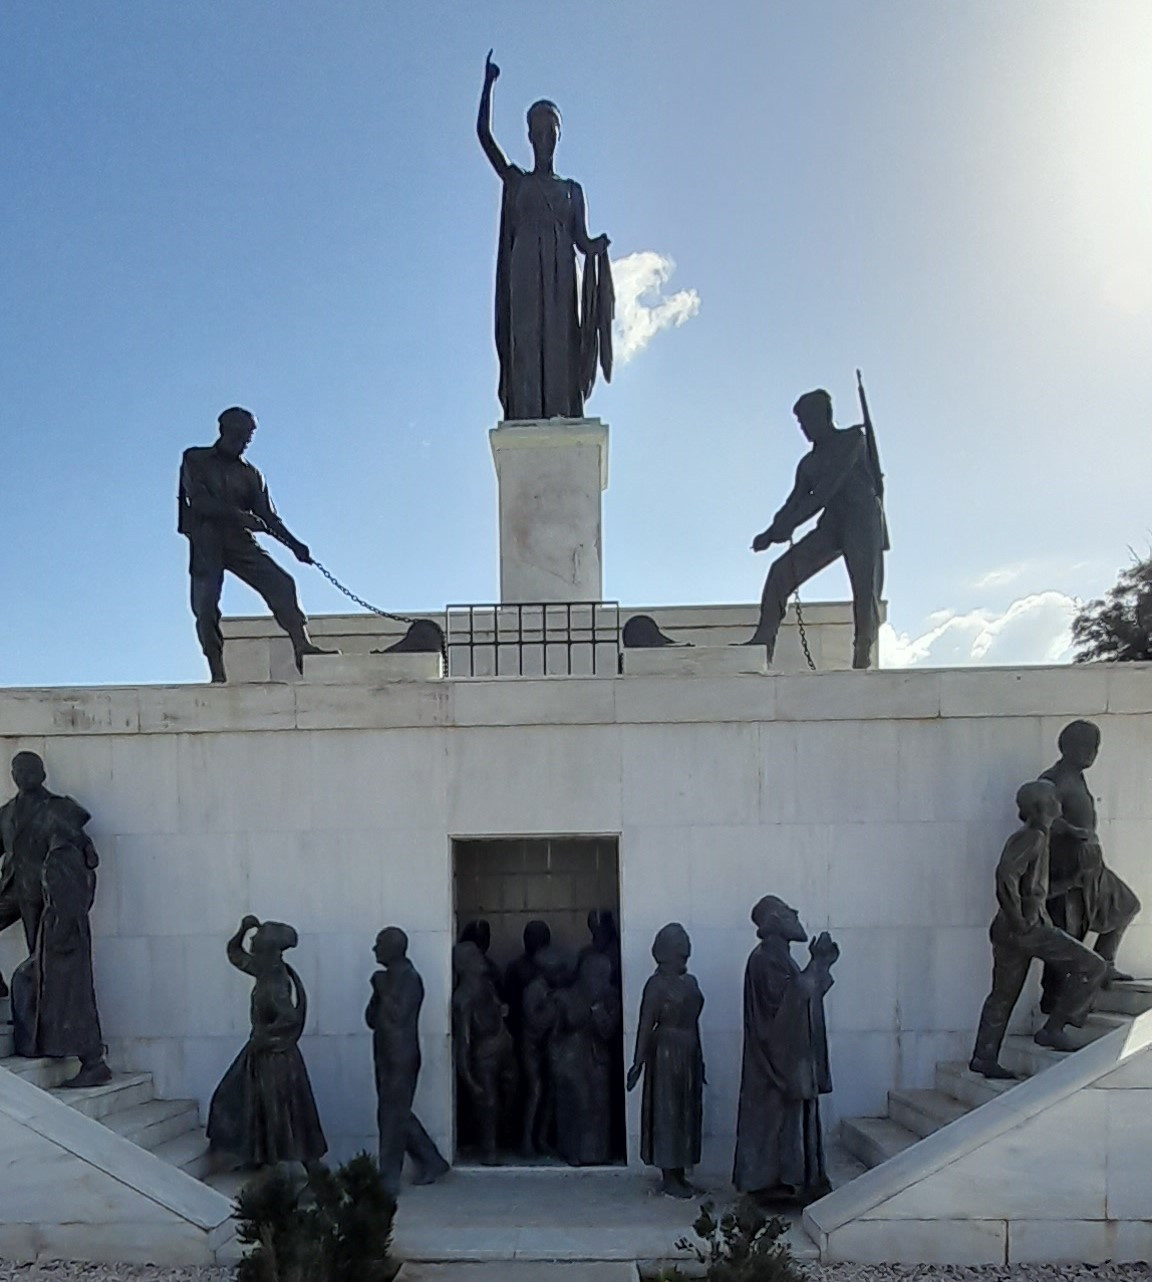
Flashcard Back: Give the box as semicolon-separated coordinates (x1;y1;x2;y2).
839;982;1151;1172
0;994;218;1183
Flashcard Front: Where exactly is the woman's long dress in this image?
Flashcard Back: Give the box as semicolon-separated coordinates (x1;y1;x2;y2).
638;972;704;1170
496;168;611;421
207;963;327;1166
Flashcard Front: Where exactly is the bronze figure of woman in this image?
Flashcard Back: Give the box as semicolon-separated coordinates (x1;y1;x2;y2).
207;915;327;1170
627;922;705;1198
477;51;613;422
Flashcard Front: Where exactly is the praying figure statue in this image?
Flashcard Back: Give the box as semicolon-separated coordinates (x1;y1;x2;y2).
207;916;327;1169
366;928;449;1198
732;896;838;1205
970;781;1108;1079
1040;720;1141;1007
477;51;613;421
627;923;705;1199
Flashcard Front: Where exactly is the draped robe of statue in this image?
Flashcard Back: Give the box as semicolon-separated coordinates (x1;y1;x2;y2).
12;836;104;1065
732;932;833;1197
495;169;613;422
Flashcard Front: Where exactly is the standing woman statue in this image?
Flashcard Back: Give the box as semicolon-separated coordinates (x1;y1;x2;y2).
208;915;327;1171
477;51;614;422
627;922;705;1199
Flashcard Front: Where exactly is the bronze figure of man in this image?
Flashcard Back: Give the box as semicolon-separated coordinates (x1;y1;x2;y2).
178;407;328;682
743;389;887;669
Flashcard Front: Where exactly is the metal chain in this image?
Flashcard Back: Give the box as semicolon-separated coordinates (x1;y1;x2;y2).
789;538;817;672
310;561;448;664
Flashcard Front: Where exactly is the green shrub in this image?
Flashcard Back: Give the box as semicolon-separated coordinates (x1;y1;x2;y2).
234;1153;398;1282
660;1198;807;1282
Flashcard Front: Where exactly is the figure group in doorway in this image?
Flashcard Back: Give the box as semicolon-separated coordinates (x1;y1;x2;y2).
452;910;624;1167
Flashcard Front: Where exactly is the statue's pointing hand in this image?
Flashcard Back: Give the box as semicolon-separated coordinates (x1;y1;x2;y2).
485;50;501;83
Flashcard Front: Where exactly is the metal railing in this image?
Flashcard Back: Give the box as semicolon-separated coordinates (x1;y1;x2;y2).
445;602;621;677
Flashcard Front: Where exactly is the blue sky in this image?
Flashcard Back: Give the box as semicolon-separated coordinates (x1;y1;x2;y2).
2;1;1150;686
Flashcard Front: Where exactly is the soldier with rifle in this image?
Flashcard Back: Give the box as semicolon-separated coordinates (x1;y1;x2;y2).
742;375;888;669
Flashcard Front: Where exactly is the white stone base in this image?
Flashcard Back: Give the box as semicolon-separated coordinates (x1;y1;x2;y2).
489;418;608;603
303;652;443;683
0;1065;234;1264
620;646;768;677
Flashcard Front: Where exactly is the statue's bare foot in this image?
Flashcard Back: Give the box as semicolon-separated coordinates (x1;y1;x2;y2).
660;1173;695;1199
1104;965;1134;986
1034;1026;1077;1052
969;1057;1017;1080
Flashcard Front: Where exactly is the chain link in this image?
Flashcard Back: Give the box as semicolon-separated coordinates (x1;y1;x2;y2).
788;538;817;672
311;561;448;664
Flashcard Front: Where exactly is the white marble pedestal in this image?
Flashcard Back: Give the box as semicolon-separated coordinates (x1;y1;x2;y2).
489;418;609;603
620;645;769;677
302;653;443;683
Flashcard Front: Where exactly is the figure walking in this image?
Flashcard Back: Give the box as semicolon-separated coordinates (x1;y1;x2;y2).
970;781;1108;1079
366;928;449;1198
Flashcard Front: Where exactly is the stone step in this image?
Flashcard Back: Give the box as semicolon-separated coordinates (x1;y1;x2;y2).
1045;1011;1129;1050
935;1060;1020;1109
151;1128;216;1180
47;1072;155;1121
886;1087;973;1139
1095;981;1152;1018
0;996;10;1022
840;1115;918;1169
1;1055;80;1089
101;1097;202;1151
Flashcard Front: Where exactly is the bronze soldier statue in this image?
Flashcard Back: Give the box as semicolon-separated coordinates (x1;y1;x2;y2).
743;388;887;669
179;407;329;682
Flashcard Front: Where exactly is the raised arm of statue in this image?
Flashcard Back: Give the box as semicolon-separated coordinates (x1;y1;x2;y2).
477;51;512;182
227;916;260;977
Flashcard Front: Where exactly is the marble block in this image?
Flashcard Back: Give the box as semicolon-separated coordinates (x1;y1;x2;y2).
621;646;768;677
303;653;443;684
489;418;608;604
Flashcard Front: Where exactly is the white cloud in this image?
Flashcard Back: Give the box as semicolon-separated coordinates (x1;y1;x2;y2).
610;251;700;363
881;591;1078;668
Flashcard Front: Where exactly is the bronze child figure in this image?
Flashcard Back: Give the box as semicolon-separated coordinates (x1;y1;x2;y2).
208;915;327;1169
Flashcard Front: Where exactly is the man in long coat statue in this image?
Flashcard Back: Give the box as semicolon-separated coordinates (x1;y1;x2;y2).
733;895;838;1205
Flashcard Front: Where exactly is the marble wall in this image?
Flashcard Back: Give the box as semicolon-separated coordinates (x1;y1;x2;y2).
0;663;1148;1170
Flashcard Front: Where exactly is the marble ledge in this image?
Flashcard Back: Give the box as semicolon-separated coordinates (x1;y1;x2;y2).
0;662;1148;737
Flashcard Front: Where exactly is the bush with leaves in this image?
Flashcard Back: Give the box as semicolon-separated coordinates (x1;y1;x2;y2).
1073;551;1152;663
234;1152;398;1282
658;1198;807;1282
